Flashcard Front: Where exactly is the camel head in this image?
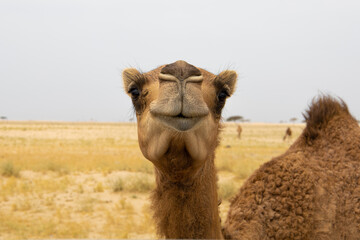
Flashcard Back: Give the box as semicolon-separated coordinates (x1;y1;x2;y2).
123;60;237;181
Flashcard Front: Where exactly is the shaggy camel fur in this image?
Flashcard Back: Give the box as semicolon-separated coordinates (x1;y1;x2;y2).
123;61;360;239
224;97;360;239
283;127;292;141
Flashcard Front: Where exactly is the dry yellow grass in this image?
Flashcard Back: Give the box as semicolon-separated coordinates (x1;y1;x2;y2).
0;121;152;174
0;121;303;239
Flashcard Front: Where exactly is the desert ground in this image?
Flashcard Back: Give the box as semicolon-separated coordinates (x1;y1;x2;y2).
0;121;304;239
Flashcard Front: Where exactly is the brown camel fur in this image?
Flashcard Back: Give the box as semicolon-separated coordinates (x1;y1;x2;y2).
123;61;360;239
237;125;242;139
224;97;360;239
283;126;292;141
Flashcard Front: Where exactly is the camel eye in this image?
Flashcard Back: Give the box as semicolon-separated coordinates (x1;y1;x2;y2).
129;87;140;99
217;90;229;102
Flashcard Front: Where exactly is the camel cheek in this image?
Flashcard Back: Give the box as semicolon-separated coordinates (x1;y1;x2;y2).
184;118;218;165
146;131;172;163
137;118;172;164
184;133;207;165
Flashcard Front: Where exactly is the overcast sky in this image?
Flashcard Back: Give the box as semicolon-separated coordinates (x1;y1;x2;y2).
1;0;359;123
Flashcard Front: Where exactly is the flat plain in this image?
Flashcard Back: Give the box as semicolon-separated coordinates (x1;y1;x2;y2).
0;121;303;239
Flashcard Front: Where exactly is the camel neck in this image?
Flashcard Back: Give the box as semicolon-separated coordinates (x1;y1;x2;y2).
151;154;222;239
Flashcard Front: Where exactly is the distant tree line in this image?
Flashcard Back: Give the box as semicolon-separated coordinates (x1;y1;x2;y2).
226;115;250;122
280;117;300;123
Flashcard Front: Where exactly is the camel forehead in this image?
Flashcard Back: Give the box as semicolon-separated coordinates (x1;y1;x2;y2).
143;61;216;82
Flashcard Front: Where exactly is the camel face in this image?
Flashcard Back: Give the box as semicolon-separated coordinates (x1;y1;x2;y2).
123;60;237;170
150;61;209;132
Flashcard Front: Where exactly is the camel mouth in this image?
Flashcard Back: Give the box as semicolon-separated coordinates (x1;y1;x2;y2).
175;113;189;119
153;114;204;132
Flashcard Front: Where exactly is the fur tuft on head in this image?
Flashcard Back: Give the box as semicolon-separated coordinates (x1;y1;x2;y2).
302;95;353;144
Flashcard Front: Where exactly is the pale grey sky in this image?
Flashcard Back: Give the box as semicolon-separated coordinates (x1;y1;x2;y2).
1;0;359;122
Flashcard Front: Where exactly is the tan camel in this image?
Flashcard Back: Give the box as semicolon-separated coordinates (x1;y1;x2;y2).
237;125;242;139
123;60;360;239
283;126;292;141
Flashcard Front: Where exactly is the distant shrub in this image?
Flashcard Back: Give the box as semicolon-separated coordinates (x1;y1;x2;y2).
94;182;104;192
125;175;155;193
46;162;69;175
112;178;124;192
77;184;84;194
112;175;155;193
116;198;127;210
1;161;20;178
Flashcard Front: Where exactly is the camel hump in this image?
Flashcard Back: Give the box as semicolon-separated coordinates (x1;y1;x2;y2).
302;95;354;144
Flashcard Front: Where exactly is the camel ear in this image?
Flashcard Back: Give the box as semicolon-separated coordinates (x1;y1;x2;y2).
122;68;142;93
217;70;237;96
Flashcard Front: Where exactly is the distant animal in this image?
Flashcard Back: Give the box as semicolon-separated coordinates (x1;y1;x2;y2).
283;127;292;141
123;60;360;239
237;125;242;139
